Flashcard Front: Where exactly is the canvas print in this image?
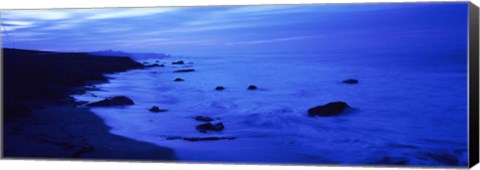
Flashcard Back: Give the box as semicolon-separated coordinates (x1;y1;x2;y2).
1;2;473;167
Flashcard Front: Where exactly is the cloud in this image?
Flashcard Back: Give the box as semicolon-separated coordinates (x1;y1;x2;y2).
220;5;308;15
2;20;33;26
1;20;35;31
2;8;182;32
225;35;323;45
142;23;252;35
2;10;72;20
85;8;179;20
39;20;83;30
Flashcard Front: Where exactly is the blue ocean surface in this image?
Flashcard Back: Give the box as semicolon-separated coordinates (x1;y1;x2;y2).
73;46;468;166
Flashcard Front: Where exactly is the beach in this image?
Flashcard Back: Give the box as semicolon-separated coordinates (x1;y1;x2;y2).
2;48;175;160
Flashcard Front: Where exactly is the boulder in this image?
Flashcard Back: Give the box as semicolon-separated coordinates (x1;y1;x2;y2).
247;85;257;90
165;136;235;142
172;60;185;65
174;69;195;73
342;79;359;84
145;63;163;68
215;86;225;91
308;101;350;116
196;122;224;132
183;137;236;142
174;78;184;82
87;96;134;107
195;116;213;122
149;106;168;113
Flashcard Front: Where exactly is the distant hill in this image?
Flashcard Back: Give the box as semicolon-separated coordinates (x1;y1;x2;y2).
3;48;145;117
90;50;170;60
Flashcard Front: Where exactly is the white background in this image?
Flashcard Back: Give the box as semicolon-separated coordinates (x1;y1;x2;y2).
0;0;479;170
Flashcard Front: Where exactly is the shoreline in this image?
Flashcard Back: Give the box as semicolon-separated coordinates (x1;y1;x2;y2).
2;48;176;160
4;106;176;160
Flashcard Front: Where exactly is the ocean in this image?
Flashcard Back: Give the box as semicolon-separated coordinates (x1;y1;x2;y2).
73;47;468;166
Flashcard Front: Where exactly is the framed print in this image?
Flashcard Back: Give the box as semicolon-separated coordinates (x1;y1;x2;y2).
1;1;479;168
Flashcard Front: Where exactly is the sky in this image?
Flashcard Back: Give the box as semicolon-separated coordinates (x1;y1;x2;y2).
0;2;469;56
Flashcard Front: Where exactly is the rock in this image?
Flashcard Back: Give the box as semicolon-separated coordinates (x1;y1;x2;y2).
247;85;257;90
308;101;350;116
165;136;236;142
87;93;97;97
149;106;168;113
183;137;236;142
87;96;134;107
174;78;184;82
342;79;359;84
145;63;165;68
196;122;225;132
165;136;183;140
195;116;214;122
174;69;195;73
215;86;225;91
172;60;185;65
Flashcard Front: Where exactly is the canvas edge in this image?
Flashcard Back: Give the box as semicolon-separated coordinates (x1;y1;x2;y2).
469;1;480;168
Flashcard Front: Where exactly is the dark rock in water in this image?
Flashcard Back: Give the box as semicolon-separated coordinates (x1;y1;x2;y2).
308;101;350;116
342;79;359;84
247;85;257;90
215;86;225;91
195;116;214;122
145;63;164;68
165;136;183;140
174;78;184;82
196;122;225;132
165;136;235;142
87;96;134;107
149;106;168;113
174;69;195;73
172;60;185;65
183;137;236;142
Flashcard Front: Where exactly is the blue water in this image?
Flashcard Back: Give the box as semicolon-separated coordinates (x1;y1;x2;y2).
73;47;468;166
